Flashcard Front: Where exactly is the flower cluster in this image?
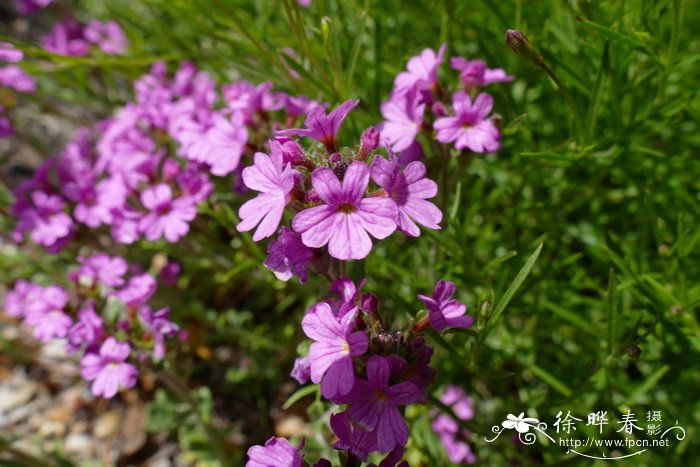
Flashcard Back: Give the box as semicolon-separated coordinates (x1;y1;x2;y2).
10;61;323;249
246;276;472;465
0;42;37;139
431;386;477;464
237;100;443;279
3;253;182;398
42;18;129;56
379;44;513;158
12;0;53;15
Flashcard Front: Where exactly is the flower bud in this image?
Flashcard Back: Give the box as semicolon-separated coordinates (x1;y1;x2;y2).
274;137;306;166
359;126;380;159
505;29;543;66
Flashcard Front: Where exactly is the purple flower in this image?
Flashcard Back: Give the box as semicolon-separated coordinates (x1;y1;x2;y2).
246;437;304;467
23;285;73;343
66;302;104;353
114;273;156;307
21;191;73;247
292;161;397;260
393;44;446;94
77;254;128;287
42;20;90;56
450;57;514;89
434;92;500;153
370;156;442;237
237;150;298;241
12;0;53;14
432;386;476;464
159;261;181;287
139;184;197;242
84;20;128;55
0;42;23;62
264;227;314;283
330;412;377;461
359;126;380;159
177;113;248;176
3;280;42;318
277;99;359;151
139;306;179;359
290;356;311;384
301;303;367;399
334;356;422;452
80;337;138;398
418;280;473;331
0;115;12;139
379;88;425;152
0;65;37;93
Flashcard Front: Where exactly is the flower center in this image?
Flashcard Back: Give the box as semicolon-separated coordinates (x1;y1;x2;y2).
374;389;388;401
341;341;350;354
337;202;357;214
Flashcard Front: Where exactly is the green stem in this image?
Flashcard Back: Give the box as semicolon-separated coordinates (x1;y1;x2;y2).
539;62;585;145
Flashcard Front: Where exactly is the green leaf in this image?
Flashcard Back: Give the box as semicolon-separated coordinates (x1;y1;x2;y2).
282;384;319;410
487;242;544;331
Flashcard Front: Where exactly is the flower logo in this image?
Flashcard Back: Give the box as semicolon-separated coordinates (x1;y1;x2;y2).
502;412;540;433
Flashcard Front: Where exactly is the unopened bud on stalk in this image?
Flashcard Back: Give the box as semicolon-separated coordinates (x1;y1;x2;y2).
505;29;543;66
359;127;379;160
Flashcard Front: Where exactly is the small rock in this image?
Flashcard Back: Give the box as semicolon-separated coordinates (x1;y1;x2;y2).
39;420;66;437
0;379;38;412
122;404;147;456
275;415;306;438
94;409;122;439
65;432;93;457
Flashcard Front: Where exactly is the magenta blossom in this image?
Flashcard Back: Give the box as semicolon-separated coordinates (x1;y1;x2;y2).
302;303;368;398
432;385;476;464
237;150;298;241
84;20;128;55
139;184;197;242
334;356;422;453
77;253;128;287
23;285;72;343
263;227;314;283
80;337;138;398
290;356;311;384
292;161;397;260
393;44;446;94
370;156;442;237
434;92;500;153
277;99;358;151
450;57;514;89
13;0;53;14
246;437;304;467
379;88;425;152
330;412;378;461
113;273;156;307
66;303;104;353
418;280;473;331
0;65;37;93
3;280;43;318
0;42;23;62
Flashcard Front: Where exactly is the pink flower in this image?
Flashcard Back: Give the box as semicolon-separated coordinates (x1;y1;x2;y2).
84;20;128;55
237;149;298;241
277;99;359;151
3;280;43;318
246;437;304;467
393;44;446;94
23;285;73;343
80;337;138;398
264;227;314;282
330;412;377;461
370;156;442;237
450;57;514;89
418;279;473;331
139;184;197;242
77;253;128;287
0;42;23;62
334;356;422;453
379;88;425;152
0;65;37;93
292;161;397;260
302;303;368;399
434;92;500;153
113;273;156;307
